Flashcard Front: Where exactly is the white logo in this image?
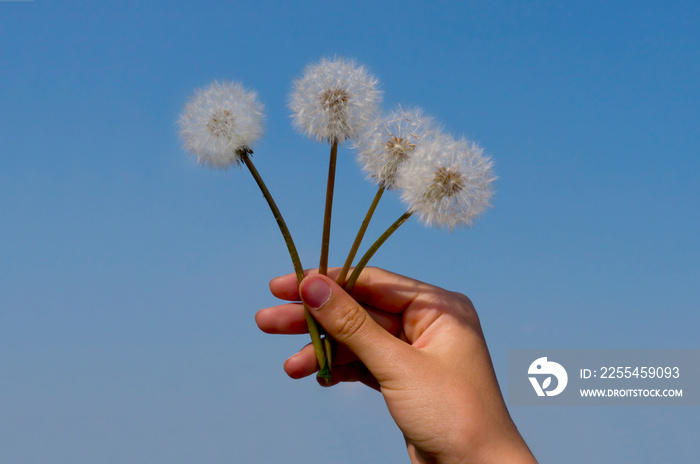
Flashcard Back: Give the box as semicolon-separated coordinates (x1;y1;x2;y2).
528;357;568;397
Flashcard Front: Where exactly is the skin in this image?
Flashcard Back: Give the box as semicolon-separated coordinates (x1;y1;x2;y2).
256;267;538;464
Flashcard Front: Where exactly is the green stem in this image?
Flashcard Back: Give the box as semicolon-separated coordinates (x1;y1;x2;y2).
336;186;385;286
240;151;329;380
344;211;413;293
318;140;338;276
241;151;303;281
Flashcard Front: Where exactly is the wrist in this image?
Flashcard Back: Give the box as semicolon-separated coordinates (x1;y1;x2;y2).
408;438;536;464
444;426;537;464
474;438;537;464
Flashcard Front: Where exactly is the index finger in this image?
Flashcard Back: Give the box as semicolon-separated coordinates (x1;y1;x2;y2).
269;267;438;314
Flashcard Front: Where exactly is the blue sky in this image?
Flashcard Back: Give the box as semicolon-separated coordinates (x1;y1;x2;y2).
1;1;698;462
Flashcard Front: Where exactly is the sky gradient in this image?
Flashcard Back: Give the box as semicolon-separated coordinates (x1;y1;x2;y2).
1;1;699;463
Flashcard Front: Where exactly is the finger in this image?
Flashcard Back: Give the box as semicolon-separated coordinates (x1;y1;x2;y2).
320;361;380;391
283;344;318;379
283;342;363;379
271;267;440;314
299;274;412;375
283;342;379;391
256;302;404;337
284;345;379;390
269;268;345;301
345;267;437;313
268;272;306;301
255;303;309;334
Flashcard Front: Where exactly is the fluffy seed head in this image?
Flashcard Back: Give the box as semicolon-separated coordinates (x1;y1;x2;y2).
356;106;437;189
396;133;496;231
179;81;264;169
289;57;382;144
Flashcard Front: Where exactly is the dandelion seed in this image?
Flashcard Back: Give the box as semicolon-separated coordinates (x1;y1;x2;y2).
397;133;496;231
356;106;437;189
179;81;264;169
289;57;381;144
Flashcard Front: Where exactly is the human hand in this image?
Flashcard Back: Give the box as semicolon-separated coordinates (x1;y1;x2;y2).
256;267;537;464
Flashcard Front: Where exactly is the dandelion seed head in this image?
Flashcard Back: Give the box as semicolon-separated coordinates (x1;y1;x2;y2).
289;57;382;144
320;87;350;112
397;133;496;231
429;166;465;199
179;81;264;169
356;106;437;189
206;109;236;138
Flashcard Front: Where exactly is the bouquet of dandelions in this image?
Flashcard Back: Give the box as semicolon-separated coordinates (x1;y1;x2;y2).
178;57;495;383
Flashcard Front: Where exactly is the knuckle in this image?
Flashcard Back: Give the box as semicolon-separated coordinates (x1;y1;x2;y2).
427;290;480;327
449;291;482;327
332;302;368;340
450;291;475;312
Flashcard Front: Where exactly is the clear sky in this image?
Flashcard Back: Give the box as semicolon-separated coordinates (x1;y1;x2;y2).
1;1;698;462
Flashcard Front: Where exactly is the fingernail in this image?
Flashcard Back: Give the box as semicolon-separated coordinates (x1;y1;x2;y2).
301;277;332;310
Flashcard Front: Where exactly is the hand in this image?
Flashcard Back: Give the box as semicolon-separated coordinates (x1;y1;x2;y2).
256;267;537;464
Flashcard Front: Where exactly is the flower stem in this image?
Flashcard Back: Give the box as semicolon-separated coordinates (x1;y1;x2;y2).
344;211;413;293
336;186;385;286
318;139;338;276
240;150;330;381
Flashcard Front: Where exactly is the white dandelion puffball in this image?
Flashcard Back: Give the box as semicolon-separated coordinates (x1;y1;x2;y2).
356;106;437;190
179;81;265;169
397;133;496;231
289;57;382;144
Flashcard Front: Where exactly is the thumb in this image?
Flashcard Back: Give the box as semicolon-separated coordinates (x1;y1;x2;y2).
300;274;405;373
